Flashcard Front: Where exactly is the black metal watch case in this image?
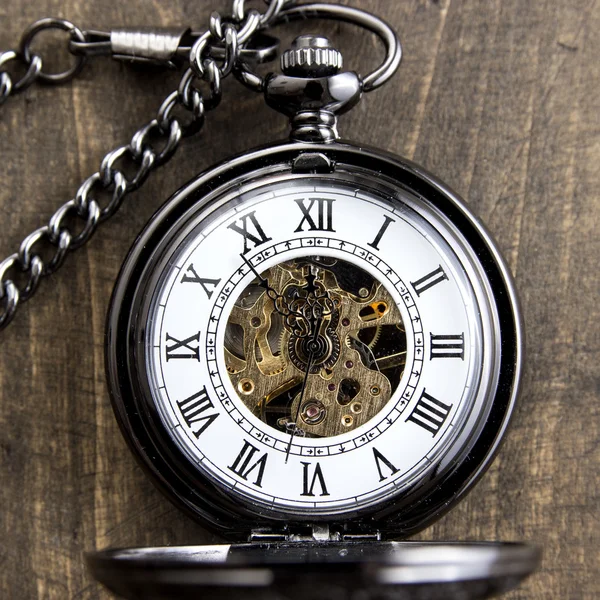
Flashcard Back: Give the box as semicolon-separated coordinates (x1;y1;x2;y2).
105;140;522;541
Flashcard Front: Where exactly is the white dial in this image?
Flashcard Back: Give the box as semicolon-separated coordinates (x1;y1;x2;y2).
144;175;498;516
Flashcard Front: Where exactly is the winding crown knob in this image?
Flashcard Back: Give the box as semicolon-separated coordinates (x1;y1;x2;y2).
281;35;343;78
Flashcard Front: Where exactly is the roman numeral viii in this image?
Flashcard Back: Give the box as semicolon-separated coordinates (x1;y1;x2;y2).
227;211;272;254
177;387;219;438
294;198;335;232
406;390;453;436
165;331;201;361
300;462;330;496
228;440;268;488
430;333;465;360
181;264;221;299
410;265;448;296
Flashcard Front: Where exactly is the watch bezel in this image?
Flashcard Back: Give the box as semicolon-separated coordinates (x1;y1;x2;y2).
105;140;523;540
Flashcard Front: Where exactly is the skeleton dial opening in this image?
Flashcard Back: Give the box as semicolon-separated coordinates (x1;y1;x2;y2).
147;178;490;515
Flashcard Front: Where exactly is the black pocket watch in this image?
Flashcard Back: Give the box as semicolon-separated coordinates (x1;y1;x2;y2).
0;2;539;599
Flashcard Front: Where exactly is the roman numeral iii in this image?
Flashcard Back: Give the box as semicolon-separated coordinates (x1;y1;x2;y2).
165;331;201;361
228;440;268;487
406;390;453;436
176;387;219;438
294;198;335;232
430;333;465;360
227;211;272;254
300;462;330;496
410;265;448;296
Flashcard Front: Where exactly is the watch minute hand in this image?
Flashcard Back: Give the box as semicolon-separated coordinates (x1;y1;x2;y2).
284;313;321;463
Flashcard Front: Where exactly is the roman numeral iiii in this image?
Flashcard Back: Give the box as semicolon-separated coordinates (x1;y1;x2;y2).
406;390;453;436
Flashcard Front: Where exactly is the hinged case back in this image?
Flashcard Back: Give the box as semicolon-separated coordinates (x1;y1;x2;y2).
87;540;540;600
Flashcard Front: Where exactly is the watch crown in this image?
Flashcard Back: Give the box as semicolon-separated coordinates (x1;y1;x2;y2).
281;35;343;78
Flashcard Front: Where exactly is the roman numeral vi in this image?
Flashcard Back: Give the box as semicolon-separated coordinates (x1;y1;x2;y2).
300;462;330;496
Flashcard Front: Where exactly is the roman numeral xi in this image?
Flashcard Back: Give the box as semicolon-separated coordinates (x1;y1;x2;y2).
227;211;272;254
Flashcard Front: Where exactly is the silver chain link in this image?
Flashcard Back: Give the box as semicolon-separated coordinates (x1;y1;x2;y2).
0;0;295;331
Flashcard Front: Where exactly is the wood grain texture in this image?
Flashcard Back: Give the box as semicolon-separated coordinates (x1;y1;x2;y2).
1;1;598;598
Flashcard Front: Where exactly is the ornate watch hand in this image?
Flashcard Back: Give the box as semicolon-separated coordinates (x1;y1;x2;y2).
284;313;321;464
240;253;293;318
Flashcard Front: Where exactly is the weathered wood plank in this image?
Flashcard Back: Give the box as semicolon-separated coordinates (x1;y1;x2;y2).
1;1;598;598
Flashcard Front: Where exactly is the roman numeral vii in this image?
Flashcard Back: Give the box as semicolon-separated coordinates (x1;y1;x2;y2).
228;440;269;488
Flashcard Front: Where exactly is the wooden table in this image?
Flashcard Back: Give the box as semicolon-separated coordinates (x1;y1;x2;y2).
1;1;598;598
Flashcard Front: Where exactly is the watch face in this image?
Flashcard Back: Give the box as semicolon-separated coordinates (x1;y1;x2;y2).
107;143;521;535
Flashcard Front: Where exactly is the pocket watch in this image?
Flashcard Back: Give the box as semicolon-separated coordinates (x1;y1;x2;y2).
0;2;539;599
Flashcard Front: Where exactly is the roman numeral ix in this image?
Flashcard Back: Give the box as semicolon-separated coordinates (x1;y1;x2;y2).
181;264;221;299
406;390;453;436
294;198;335;232
227;211;272;254
300;462;330;496
165;331;201;361
228;440;269;488
176;387;219;438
